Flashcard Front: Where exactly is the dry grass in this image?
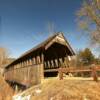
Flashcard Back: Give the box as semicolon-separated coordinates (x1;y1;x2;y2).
0;75;14;100
30;77;100;100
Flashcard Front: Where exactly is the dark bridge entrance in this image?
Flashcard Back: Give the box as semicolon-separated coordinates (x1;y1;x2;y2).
44;42;72;77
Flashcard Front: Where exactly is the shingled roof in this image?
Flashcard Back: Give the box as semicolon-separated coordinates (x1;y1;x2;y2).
6;32;75;68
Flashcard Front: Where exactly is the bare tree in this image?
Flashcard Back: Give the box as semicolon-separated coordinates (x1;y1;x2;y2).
0;47;9;66
47;21;57;35
35;21;57;39
76;0;100;47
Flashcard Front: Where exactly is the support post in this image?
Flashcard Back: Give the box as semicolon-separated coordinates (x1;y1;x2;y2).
33;57;36;64
91;66;98;82
30;58;32;65
40;53;44;79
55;59;58;68
59;68;63;80
51;60;54;68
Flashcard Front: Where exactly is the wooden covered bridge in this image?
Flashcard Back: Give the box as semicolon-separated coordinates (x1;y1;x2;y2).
4;32;75;87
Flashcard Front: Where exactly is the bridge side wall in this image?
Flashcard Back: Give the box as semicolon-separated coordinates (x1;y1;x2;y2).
4;52;44;87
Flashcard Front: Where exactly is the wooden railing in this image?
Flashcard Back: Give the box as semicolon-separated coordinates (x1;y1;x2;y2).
58;65;100;82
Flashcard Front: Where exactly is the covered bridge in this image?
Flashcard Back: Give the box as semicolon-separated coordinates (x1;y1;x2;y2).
4;32;75;86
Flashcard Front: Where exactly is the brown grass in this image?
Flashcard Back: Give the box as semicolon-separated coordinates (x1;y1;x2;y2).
0;75;14;100
30;77;100;100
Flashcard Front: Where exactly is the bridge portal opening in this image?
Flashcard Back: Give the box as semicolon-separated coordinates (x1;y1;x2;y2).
44;42;71;77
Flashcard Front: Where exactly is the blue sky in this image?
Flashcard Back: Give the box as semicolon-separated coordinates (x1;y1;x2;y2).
0;0;98;58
